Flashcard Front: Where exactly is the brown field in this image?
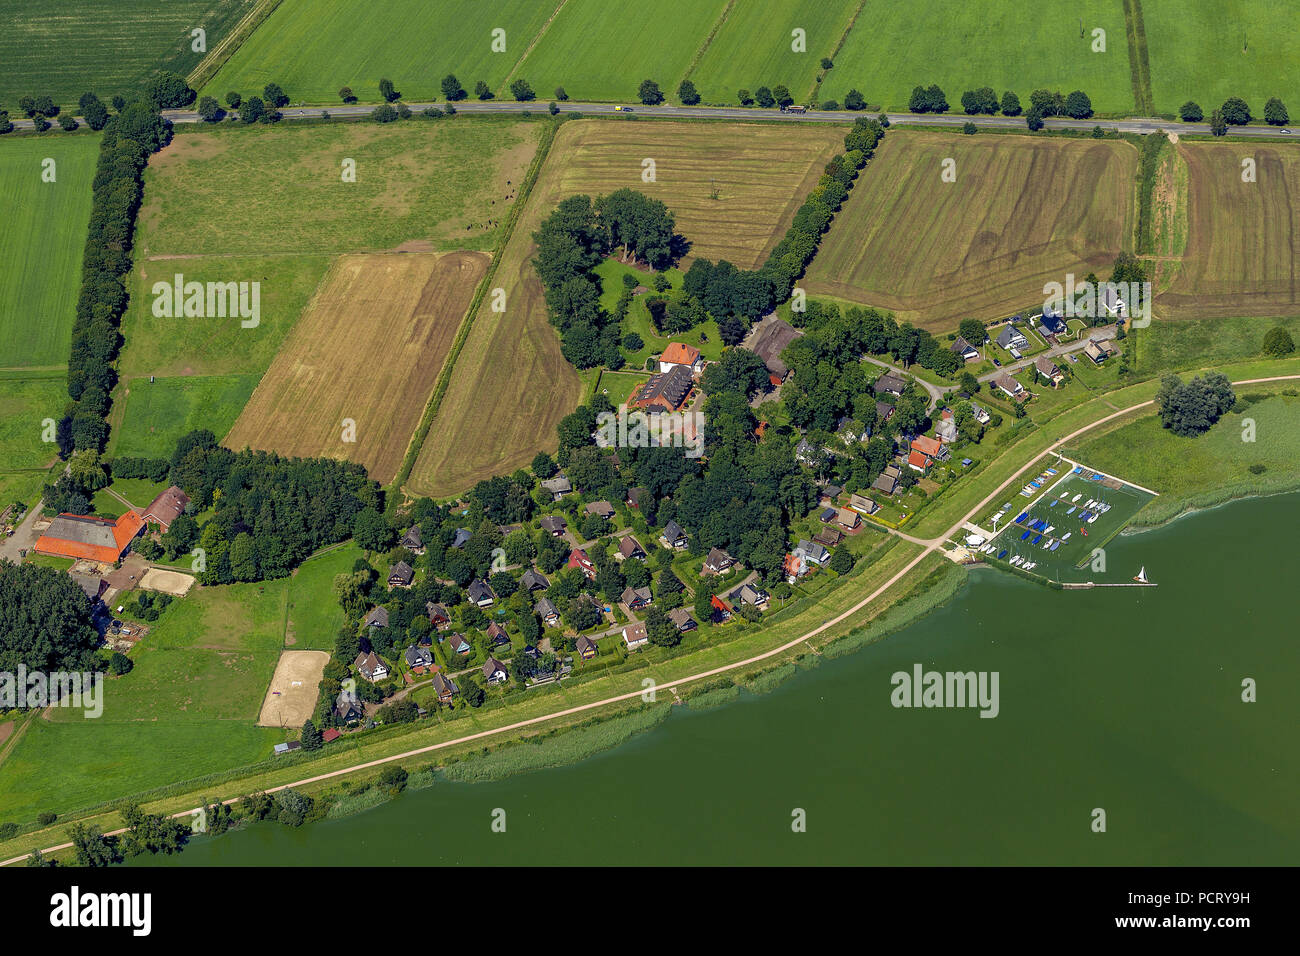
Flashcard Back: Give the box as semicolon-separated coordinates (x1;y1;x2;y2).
257;650;330;728
1154;142;1300;319
405;119;843;498
225;251;487;483
804;130;1139;330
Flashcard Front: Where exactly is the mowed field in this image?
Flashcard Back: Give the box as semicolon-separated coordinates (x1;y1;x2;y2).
205;0;557;104
406;118;842;497
1154;142;1299;320
821;0;1134;115
0;0;255;105
0;135;99;368
687;0;859;104
1144;1;1299;117
225;252;488;483
804;130;1139;330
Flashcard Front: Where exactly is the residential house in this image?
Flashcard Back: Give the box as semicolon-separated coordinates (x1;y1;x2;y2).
744;314;802;385
486;622;510;646
703;547;735;575
482;657;509;684
873;372;907;397
995;325;1029;353
623;621;650;650
993;373;1026;400
141;485;190;533
836;507;861;530
818;506;838;523
626;487;648;509
936;418;960;443
617;535;646;561
813;527;843;549
907;449;932;473
660;520;688;549
445;633;471;656
659;342;704;375
576;634;598;659
875;401;896;423
450;528;472;549
629;365;694;413
431;671;458;704
621;586;652;610
729;583;769;610
709;594;733;622
363;606;389;628
539;514;568;536
872;465;900;496
541;474;572;500
836;416;869;444
794;437;823;465
520;568;549;591
467;579;495;606
387;561;414;588
783;551;810;584
399;525;425;554
334;688;363;724
951;336;980;362
820;483;843;503
567;548;597;579
1035;355;1064;387
1084;337;1117;364
668;607;698;632
970;403;991;425
796;539;830;565
536;597;560;627
848;492;879;516
585;500;616;520
911;435;949;461
426;602;451;630
1039;308;1066;336
354;651;389;683
404;646;434;669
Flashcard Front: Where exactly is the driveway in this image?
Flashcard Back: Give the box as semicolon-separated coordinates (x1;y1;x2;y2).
0;501;44;565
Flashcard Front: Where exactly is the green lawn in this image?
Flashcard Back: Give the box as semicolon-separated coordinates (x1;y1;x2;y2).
109;373;260;458
0;372;66;470
510;0;730;103
0;134;99;367
204;0;556;104
594;260;725;370
821;0;1134;115
90;478;170;518
591;369;651;408
688;0;859;104
0;0;256;106
1144;1;1299;117
284;543;363;650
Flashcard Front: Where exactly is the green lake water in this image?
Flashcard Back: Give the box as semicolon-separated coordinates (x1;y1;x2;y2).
141;492;1299;865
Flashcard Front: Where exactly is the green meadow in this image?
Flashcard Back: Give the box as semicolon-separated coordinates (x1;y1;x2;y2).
0;135;99;368
821;0;1134;114
284;543;363;651
204;0;556;104
688;0;858;103
110;373;260;458
0;372;66;470
1137;317;1300;376
0;0;255;106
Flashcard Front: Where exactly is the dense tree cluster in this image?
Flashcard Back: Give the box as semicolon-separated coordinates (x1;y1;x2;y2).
0;564;100;677
1155;372;1236;437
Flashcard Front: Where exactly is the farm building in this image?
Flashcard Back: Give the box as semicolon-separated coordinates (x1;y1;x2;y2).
743;314;802;384
629;365;693;413
659;342;704;375
34;511;145;564
141;485;190;533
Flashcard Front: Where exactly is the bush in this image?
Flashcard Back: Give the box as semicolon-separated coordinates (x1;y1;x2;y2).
821;100;839;111
474;80;493;100
372;103;398;123
1000;91;1021;116
843;89;864;111
962;121;977;134
1248;463;1267;475
0;822;17;840
554;86;568;101
37;811;57;826
737;88;753;106
58;114;78;131
820;57;834;70
1262;326;1295;357
109;652;133;675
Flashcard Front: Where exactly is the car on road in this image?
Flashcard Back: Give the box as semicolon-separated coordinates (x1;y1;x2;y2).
614;105;633;112
991;358;1001;367
1281;129;1292;134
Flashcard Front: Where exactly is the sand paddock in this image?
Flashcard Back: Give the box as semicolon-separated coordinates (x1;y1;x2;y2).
138;567;197;596
257;650;329;728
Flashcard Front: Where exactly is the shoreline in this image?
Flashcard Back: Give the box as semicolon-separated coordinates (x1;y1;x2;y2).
1122;482;1300;535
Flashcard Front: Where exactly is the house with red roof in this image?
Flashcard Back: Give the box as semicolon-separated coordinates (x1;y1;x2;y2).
567;547;597;580
34;511;145;564
658;342;704;376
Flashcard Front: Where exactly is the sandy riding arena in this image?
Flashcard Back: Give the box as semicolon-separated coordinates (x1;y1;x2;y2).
257;650;330;728
138;567;197;596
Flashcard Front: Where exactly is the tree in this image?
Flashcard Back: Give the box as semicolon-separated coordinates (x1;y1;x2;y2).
548;101;559;115
32;115;51;132
677;80;700;105
510;78;535;101
755;86;775;108
737;88;753;106
1063;90;1093;118
109;651;133;675
1264;97;1289;126
33;94;58;117
474;80;493;100
79;92;109;130
844;89;865;111
773;85;793;108
301;719;323;751
532;451;557;479
555;86;568;101
1000;90;1021;116
961;87;998;115
622;331;644;351
1155;372;1236;437
70;823;119;866
240;96;265;123
338;86;356;103
372;103;398;123
145;71;195;108
442;74;466;101
829;548;854;574
693;586;715;625
958;318;986;345
58;114;77;130
197;95;221;121
1179;100;1203;122
1262;326;1295;357
1026;107;1044;131
638;79;664;105
263;82;289;107
1220;96;1251;125
353;507;392;551
645;606;679;647
1210;109;1227;136
962;121;977;134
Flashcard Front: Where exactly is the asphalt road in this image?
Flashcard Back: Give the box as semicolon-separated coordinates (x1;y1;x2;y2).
7;99;1297;138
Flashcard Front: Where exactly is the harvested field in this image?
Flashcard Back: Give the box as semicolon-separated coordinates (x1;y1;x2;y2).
257;650;330;728
138;568;197;597
407;118;841;498
225;251;488;483
804;130;1139;330
1154;143;1299;320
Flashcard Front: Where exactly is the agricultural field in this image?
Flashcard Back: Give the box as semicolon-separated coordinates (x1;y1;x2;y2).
821;0;1134;115
1153;142;1299;320
203;0;557;104
110;373;260;459
687;0;859;104
0;135;99;368
508;0;729;103
138;120;542;257
804;129;1139;330
406;118;840;498
1144;1;1300;117
224;252;488;483
1136;316;1300;376
0;372;66;471
0;0;256;106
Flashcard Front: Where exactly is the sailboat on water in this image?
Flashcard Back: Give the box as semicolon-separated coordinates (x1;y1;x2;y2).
1133;566;1149;583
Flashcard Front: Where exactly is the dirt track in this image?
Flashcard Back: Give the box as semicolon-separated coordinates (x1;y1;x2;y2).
257;650;330;728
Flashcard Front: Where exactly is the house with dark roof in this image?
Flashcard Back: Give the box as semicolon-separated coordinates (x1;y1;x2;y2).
405;646;434;669
467;579;495;606
951;336;980;362
576;634;598;659
450;528;472;549
387;560;414;588
703;547;735;575
875;401;896;422
744;314;802;384
482;657;508;684
35;511;145;564
540;474;572;500
426;602;451;630
993;373;1026;400
363;606;389;628
620;586;652;610
995;325;1029;353
1035;355;1064;386
818;505;838;523
795;539;830;565
813;527;843;549
617;535;646;561
660;520;688;549
334;688;363;724
629;364;694;413
520;568;549;591
431;672;458;704
400;525;424;554
836;507;861;530
536;596;560;627
728;582;769;609
849;493;878;516
354;651;388;683
873;372;907;396
486;622;510;646
625;487;648;509
585;500;616;520
668;607;697;632
141;486;190;533
539;514;568;536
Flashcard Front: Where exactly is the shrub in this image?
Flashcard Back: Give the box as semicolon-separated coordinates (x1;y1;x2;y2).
554;86;568;101
821;100;839;111
338;87;356;103
474;80;493;100
372;103;398;123
843;89;865;111
37;811;57;826
962;121;977;134
1262;326;1295;356
1220;96;1251;125
58;114;78;131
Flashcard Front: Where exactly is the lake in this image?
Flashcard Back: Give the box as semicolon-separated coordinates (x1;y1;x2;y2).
140;492;1299;865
